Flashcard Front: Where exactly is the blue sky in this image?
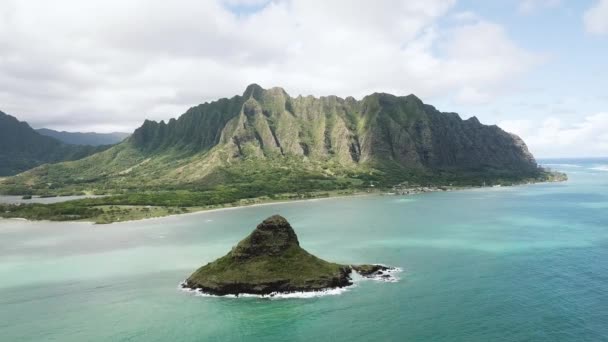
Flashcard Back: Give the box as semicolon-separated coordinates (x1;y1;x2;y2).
440;0;608;157
0;0;606;157
441;0;606;118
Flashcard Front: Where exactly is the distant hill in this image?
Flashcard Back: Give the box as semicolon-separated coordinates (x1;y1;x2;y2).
1;84;551;195
0;111;111;176
36;128;130;146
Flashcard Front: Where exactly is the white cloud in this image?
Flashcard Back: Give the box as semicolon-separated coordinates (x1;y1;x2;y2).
437;20;539;105
0;0;538;133
500;113;608;158
584;0;608;34
518;0;561;14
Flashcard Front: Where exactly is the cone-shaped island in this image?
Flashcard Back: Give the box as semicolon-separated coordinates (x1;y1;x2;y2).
183;215;397;296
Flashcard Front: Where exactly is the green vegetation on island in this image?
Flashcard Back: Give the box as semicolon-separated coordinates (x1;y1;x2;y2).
183;215;395;296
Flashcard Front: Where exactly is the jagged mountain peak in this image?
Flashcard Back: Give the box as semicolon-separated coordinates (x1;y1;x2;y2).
125;85;538;173
3;85;541;192
243;83;265;99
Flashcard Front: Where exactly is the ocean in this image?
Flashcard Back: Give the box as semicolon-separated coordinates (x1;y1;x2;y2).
1;158;607;341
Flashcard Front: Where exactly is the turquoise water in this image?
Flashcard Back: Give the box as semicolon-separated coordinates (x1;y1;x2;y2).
1;159;607;341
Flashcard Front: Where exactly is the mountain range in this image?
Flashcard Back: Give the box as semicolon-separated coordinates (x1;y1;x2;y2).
0;111;111;177
36;128;130;146
0;84;549;195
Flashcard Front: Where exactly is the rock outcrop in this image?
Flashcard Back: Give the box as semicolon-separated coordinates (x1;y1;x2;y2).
183;215;393;296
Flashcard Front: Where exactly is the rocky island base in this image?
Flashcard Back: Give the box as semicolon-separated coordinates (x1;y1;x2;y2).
181;215;399;297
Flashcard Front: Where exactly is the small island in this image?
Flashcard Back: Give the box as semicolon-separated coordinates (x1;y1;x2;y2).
182;215;397;296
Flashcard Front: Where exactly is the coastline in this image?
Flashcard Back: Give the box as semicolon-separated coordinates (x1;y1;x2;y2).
0;191;377;225
89;191;378;225
0;176;567;225
179;265;402;299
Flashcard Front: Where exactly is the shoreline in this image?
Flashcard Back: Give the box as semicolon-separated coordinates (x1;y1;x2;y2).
92;191;378;225
178;265;402;299
0;191;378;225
0;177;567;225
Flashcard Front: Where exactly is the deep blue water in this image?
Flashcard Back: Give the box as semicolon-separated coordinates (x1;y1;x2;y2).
0;158;607;341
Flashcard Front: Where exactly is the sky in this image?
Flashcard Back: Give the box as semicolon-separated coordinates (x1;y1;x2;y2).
0;0;606;158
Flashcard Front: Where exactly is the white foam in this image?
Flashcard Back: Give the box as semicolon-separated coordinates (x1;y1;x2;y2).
178;266;403;299
590;165;608;172
394;198;416;203
178;281;355;299
543;163;582;168
363;267;403;283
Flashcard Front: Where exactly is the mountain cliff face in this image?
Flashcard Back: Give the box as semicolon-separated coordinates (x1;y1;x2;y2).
0;111;110;176
130;84;537;172
1;85;541;193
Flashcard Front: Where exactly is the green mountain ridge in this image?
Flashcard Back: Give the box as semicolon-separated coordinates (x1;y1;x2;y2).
0;84;549;196
130;84;536;171
0;111;111;177
36;128;130;146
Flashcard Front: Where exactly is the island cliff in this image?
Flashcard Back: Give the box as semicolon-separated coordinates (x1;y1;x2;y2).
183;215;394;296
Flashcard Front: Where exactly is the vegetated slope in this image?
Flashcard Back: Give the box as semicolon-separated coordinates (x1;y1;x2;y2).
0;84;545;195
184;215;352;295
0;111;111;176
36;128;130;146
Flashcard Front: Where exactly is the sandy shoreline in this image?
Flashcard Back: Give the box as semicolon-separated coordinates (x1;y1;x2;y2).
0;192;377;225
105;192;377;225
0;178;567;226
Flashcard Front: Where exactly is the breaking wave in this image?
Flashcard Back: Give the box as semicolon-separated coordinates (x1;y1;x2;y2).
542;163;582;168
178;282;354;299
178;267;402;299
363;266;403;283
589;165;608;172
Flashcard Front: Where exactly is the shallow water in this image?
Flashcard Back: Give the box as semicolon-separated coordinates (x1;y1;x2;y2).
0;195;103;204
1;158;607;341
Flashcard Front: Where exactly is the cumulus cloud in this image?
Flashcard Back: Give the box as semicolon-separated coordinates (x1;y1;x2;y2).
584;0;608;34
0;0;538;132
438;20;539;104
500;113;608;158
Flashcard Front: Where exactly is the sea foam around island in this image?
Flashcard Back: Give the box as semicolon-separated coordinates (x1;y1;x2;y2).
542;163;582;168
541;162;608;172
589;165;608;172
363;266;403;283
179;266;403;300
